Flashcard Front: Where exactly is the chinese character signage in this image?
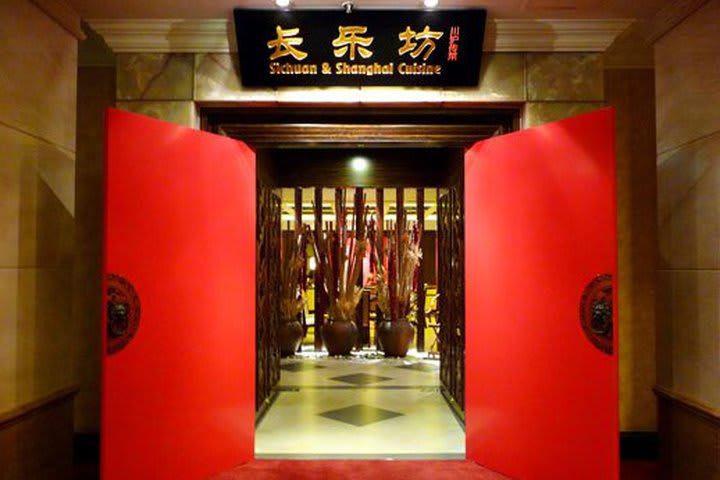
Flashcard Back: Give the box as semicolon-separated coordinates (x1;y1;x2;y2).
233;9;486;87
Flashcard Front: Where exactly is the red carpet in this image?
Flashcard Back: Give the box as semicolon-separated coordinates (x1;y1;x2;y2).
211;460;510;480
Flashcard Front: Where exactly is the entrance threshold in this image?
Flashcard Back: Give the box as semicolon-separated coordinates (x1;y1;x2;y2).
212;460;509;480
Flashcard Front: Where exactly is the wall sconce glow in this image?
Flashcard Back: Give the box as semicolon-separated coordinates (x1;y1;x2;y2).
350;156;370;173
275;0;291;8
423;0;439;8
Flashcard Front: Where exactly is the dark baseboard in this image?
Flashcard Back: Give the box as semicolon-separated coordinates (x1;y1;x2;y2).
0;386;78;479
655;385;719;479
74;432;101;464
620;431;658;460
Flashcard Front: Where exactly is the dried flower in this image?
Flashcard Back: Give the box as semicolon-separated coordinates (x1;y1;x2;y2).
375;221;423;321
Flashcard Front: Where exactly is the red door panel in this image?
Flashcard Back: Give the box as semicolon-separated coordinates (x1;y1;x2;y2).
102;108;256;479
465;108;618;479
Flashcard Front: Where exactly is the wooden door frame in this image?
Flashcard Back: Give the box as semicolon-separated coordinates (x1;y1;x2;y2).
199;102;522;148
199;101;522;426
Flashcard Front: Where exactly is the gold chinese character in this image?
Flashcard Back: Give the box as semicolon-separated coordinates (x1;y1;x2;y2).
332;26;374;60
267;26;308;61
398;25;444;61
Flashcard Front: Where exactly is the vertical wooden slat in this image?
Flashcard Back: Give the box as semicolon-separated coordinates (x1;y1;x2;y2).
313;187;324;351
294;188;302;232
335;188;344;233
396;188;405;235
295;188;304;352
376;188;384;268
375;188;384;348
354;188;365;349
416;188;425;352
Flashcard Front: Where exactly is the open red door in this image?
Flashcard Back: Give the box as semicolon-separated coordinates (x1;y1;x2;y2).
101;109;255;479
465;108;618;479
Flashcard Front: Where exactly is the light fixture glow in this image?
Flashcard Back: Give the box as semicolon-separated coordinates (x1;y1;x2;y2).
275;0;290;7
423;0;439;7
350;156;370;173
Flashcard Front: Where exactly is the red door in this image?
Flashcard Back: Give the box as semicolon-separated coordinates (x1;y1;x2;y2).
102;109;256;479
465;108;618;479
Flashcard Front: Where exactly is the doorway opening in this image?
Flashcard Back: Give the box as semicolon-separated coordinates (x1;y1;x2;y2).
201;105;520;459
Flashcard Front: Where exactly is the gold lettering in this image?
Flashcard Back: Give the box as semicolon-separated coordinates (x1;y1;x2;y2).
267;26;308;61
332;26;374;60
398;26;444;61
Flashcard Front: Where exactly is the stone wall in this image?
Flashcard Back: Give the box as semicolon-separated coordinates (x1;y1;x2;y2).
114;52;605;128
0;0;78;417
0;0;79;476
654;0;720;477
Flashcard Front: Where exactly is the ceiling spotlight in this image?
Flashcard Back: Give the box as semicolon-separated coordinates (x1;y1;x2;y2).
423;0;439;7
275;0;291;8
350;156;370;173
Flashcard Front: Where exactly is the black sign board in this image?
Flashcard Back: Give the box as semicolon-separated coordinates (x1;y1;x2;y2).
233;9;486;87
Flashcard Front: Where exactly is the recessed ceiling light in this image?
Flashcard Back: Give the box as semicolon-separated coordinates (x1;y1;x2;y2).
423;0;439;8
276;0;291;8
350;156;370;172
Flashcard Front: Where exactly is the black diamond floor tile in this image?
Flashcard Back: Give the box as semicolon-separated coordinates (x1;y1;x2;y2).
318;404;404;427
280;362;326;372
396;362;439;372
329;373;393;385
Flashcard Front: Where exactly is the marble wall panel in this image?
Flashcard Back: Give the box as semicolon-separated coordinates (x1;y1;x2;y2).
0;1;77;152
527;53;604;102
655;0;720;153
657;132;720;270
194;53;275;102
655;269;674;397
116;101;197;128
666;270;720;408
442;53;525;102
194;52;525;103
0;268;19;411
116;53;194;100
524;102;605;128
0;125;75;270
0;267;75;412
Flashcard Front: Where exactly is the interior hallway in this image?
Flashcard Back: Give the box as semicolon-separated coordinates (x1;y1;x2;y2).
255;352;465;459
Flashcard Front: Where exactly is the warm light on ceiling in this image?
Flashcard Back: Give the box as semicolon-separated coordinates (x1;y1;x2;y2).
423;0;439;8
275;0;291;8
350;156;370;172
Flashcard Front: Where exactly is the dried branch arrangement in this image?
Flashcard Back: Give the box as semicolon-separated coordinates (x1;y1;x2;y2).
375;221;423;322
312;192;369;322
279;225;313;320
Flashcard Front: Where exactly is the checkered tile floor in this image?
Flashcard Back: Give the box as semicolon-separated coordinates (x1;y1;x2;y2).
255;351;463;458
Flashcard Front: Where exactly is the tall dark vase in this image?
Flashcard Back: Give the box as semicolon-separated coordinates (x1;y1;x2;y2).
322;319;358;356
378;319;415;357
278;319;304;357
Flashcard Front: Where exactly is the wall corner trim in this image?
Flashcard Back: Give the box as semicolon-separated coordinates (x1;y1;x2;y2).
87;18;633;53
31;0;85;40
0;385;80;429
645;0;711;43
653;385;720;425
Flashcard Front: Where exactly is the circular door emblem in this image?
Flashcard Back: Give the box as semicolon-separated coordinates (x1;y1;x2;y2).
106;273;141;354
580;273;613;355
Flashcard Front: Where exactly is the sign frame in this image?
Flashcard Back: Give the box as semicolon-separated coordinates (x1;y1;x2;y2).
233;8;486;87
